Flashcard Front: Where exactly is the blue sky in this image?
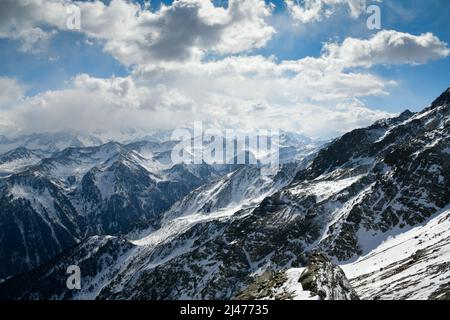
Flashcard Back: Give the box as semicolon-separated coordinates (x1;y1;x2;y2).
0;0;449;137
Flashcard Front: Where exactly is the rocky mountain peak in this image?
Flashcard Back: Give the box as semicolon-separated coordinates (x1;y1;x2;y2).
431;87;450;108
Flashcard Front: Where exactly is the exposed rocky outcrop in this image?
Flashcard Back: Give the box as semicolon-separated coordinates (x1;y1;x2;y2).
236;252;359;300
298;252;359;300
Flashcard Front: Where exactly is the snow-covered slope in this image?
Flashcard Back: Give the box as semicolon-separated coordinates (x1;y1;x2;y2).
342;207;450;300
162;163;299;223
0;147;47;177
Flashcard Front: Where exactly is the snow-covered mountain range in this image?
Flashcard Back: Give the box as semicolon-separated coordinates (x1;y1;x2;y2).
0;88;449;300
0;129;321;282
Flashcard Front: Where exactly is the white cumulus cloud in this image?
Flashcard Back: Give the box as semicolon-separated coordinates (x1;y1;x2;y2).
324;30;450;68
0;0;275;64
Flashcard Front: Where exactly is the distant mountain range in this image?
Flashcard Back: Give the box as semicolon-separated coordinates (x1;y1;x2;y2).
0;128;320;281
0;88;449;300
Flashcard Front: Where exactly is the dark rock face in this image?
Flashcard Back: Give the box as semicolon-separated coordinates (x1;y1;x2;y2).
430;283;450;300
298;252;359;300
0;236;134;300
234;270;293;300
0;173;83;279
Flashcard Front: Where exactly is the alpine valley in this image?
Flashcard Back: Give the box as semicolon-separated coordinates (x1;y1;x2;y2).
0;88;449;300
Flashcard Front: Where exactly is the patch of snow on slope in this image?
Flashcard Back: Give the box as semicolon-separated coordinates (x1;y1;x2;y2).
289;175;364;202
10;185;60;220
0;157;40;175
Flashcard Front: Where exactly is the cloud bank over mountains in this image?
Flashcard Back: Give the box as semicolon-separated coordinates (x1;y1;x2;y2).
0;0;448;138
